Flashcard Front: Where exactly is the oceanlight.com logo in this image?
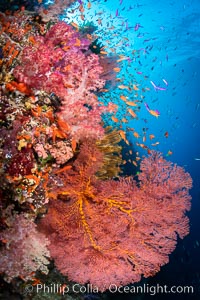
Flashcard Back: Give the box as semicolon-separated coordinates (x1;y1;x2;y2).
23;283;194;296
108;283;194;296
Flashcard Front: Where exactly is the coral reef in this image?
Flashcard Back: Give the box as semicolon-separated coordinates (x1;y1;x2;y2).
0;3;193;299
0;213;50;283
39;149;192;291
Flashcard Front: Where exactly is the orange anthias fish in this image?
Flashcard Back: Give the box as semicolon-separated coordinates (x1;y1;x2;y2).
118;85;129;90
87;1;91;9
126;101;137;107
149;134;155;140
121;118;128;123
79;4;84;13
144;102;160;118
127;108;137;118
149;109;160;118
111;115;119;123
100;50;108;55
71;22;79;30
117;55;130;62
133;84;139;91
119;130;129;144
133;132;140;138
113;67;121;72
120;95;127;101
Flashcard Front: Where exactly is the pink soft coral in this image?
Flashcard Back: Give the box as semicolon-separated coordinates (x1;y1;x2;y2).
0;214;50;282
13;22;110;141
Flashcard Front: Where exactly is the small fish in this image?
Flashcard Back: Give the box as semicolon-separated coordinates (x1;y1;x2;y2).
71;22;79;30
100;50;108;55
134;23;143;31
125;101;137;106
164;132;169;138
166;150;173;156
127;108;137;118
119;130;128;144
80;14;85;21
117;56;130;62
113;67;121;72
149;134;155;140
144;103;160;118
118;85;129;90
148;109;160;118
111;116;119;123
144;102;150;111
120;95;127;101
79;4;84;13
132;161;138;167
98;18;102;25
143;135;146;142
150;81;167;91
133;84;139;91
162;78;168;86
133;132;140;138
121;118;128;123
136;143;148;149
